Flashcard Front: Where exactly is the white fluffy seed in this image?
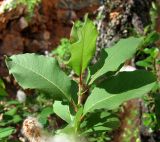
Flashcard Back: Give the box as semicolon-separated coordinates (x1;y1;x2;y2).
16;90;26;103
120;65;136;72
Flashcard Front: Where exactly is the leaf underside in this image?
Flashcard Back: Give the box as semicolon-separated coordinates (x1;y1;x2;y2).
84;70;156;115
53;101;73;123
6;54;71;101
89;37;141;84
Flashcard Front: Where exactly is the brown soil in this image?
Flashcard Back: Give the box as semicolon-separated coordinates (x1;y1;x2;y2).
0;0;99;78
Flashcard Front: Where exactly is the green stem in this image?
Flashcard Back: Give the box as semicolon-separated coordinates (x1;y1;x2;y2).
71;99;78;112
153;58;159;82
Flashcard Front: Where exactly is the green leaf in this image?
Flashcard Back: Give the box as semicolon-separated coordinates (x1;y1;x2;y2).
0;79;5;88
136;60;151;68
81;111;119;134
53;101;73;123
6;100;19;105
151;48;159;58
12;115;22;123
136;56;153;68
56;123;75;134
52;38;71;61
70;20;83;43
0;87;7;97
83;126;111;133
143;31;160;46
5;108;17;116
89;37;141;84
0;79;7;97
5;54;71;101
143;48;159;58
57;107;83;134
0;127;15;139
84;70;156;115
38;106;53;125
70;80;78;104
73;107;83;132
39;107;53;118
67;16;98;75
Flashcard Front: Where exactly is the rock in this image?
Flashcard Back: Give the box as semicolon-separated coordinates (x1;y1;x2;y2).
24;40;41;53
96;0;153;49
43;30;50;40
19;17;28;30
0;33;24;55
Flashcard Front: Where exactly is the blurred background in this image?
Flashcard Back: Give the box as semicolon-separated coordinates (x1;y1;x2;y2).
0;0;160;142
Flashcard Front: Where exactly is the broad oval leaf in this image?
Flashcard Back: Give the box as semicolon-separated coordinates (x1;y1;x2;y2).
89;37;141;84
6;54;71;101
67;16;98;76
84;70;156;115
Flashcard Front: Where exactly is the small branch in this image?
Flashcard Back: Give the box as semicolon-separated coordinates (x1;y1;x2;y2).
79;73;83;87
71;99;78;112
153;58;160;82
78;73;83;105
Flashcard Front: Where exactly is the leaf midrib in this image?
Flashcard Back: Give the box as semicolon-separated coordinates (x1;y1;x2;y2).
11;60;69;100
90;44;135;84
83;94;115;116
80;23;96;74
83;84;152;115
90;48;116;83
